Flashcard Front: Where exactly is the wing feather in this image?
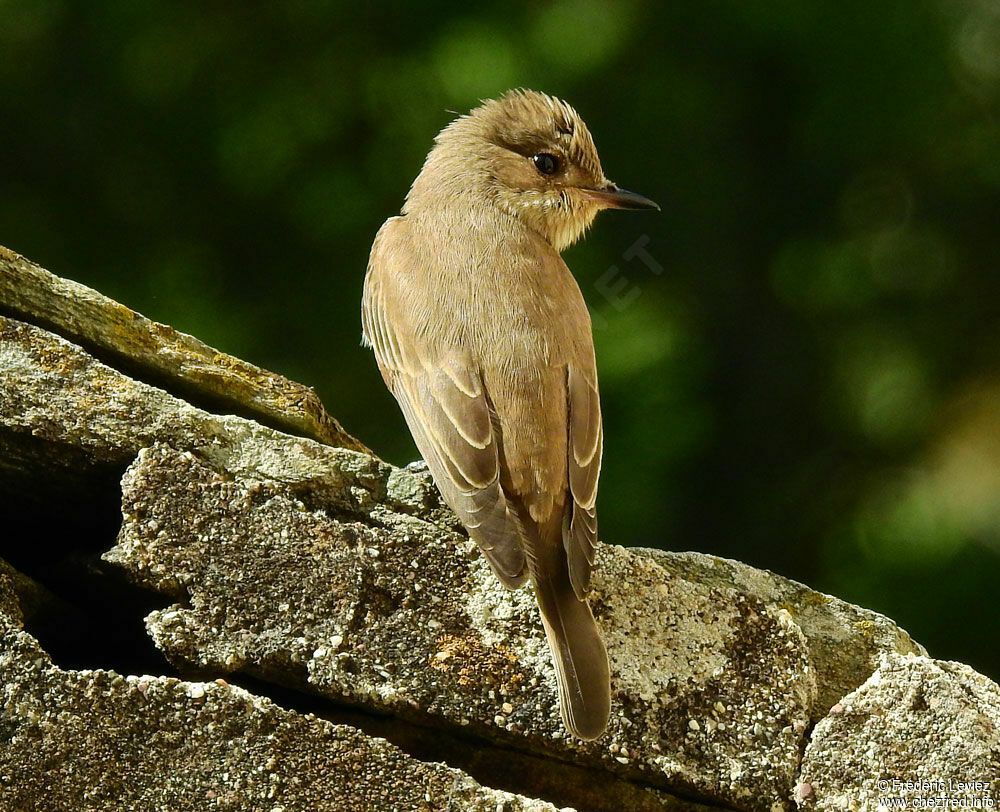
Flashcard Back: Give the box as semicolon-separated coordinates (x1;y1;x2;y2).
565;363;603;598
362;218;527;587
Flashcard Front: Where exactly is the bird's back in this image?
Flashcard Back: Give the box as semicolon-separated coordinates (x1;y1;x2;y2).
364;204;608;739
365;208;596;529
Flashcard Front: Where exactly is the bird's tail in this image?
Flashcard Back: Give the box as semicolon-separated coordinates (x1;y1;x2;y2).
530;524;610;740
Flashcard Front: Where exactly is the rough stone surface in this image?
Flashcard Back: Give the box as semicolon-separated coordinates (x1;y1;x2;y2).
106;441;813;810
0;557;60;627
0;245;366;452
0;315;431;518
796;653;1000;811
638;550;926;720
0;575;563;812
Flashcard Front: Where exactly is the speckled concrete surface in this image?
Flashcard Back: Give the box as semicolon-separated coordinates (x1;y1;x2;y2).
796;653;1000;811
0;574;566;812
107;442;813;810
637;550;926;721
0;245;365;452
0;315;433;520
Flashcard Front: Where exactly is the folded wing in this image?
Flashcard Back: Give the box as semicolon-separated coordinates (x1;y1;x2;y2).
565;362;602;599
362;222;527;587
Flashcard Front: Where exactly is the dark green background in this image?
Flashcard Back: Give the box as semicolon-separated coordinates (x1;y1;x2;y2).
2;1;998;681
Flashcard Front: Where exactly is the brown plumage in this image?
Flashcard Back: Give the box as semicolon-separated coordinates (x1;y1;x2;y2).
362;89;657;740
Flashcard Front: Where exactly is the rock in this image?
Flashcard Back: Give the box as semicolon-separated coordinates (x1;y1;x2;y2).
636;550;925;720
0;557;62;627
0;245;366;453
797;652;1000;810
0;573;565;812
105;439;816;811
0;315;413;514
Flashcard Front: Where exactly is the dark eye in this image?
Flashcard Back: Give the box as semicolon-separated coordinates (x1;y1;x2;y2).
532;153;559;175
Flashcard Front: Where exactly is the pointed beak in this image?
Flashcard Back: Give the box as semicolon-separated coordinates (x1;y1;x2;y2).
579;182;660;212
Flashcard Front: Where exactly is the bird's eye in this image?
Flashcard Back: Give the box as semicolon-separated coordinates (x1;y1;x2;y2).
532;153;559;176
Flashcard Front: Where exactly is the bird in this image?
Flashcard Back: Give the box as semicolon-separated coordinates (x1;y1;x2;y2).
361;89;658;740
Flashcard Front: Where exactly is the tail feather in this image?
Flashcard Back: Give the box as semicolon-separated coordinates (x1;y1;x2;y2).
532;553;610;740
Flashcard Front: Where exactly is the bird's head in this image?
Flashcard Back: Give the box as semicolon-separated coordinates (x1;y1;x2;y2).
405;89;658;252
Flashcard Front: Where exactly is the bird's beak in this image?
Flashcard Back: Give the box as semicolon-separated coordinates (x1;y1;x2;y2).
579;182;660;211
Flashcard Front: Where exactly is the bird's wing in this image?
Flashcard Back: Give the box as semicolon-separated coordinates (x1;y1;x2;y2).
362;219;527;587
565;360;602;599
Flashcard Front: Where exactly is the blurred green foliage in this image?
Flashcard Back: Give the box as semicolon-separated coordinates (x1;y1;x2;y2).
1;0;998;679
